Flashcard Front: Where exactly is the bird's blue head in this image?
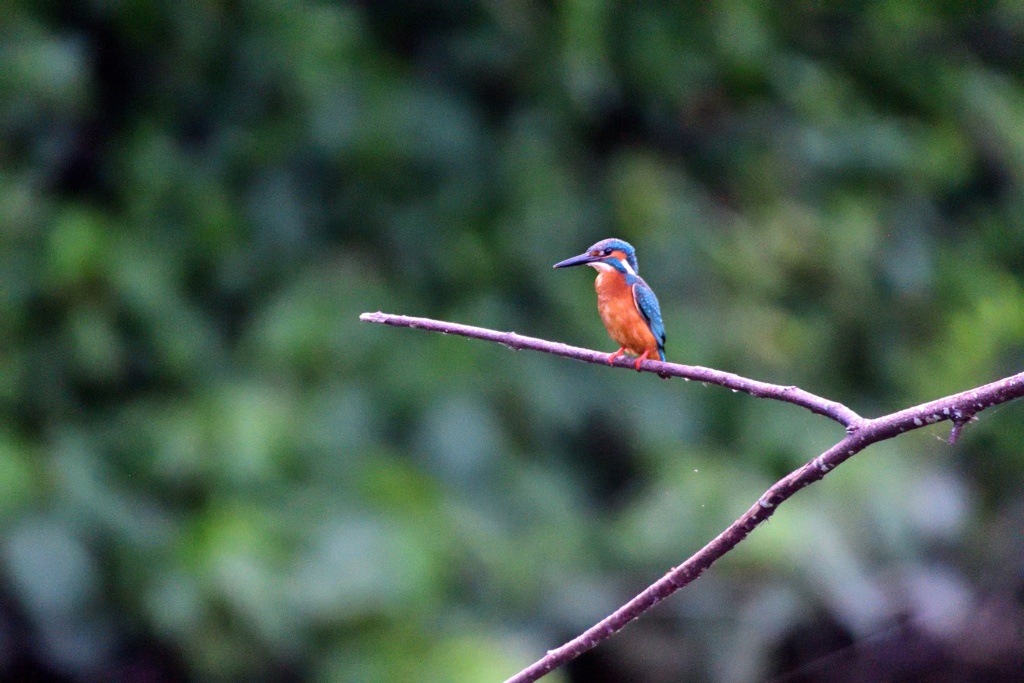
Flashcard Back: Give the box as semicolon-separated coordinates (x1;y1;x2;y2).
553;238;639;275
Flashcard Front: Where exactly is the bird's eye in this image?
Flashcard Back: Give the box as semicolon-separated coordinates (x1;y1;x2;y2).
602;248;613;256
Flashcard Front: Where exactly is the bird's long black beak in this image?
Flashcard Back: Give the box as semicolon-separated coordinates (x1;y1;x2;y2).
553;252;599;269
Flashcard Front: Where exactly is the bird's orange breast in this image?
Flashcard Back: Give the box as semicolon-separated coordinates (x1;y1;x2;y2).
594;271;659;356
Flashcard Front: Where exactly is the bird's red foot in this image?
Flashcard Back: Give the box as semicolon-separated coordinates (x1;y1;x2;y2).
608;347;627;365
634;350;651;371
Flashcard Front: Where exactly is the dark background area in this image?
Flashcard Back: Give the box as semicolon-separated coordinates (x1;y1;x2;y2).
2;1;1024;681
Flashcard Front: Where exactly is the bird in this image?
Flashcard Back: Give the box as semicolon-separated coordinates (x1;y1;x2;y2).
554;238;666;372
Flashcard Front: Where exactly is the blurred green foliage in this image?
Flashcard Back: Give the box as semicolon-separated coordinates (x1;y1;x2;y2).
2;1;1024;681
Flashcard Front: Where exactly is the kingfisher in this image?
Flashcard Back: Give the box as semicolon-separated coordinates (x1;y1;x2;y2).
554;238;666;371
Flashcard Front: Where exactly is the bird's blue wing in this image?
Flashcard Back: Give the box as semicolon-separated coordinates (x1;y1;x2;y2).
631;278;666;361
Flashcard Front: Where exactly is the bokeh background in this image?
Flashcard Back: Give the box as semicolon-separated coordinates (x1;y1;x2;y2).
3;1;1024;681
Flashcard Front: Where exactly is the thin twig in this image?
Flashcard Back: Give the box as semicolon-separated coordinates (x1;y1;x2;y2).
359;312;862;427
359;311;1024;683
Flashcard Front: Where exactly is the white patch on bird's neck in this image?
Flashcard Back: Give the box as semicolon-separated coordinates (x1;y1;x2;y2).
588;259;635;275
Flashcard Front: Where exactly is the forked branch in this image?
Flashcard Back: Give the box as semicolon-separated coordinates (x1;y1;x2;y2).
359;311;1024;683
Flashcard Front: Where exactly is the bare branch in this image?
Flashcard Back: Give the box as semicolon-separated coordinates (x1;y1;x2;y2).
359;311;1024;683
359;312;862;427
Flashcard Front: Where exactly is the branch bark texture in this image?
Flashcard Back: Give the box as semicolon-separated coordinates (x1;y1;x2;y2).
360;312;861;425
359;311;1024;683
